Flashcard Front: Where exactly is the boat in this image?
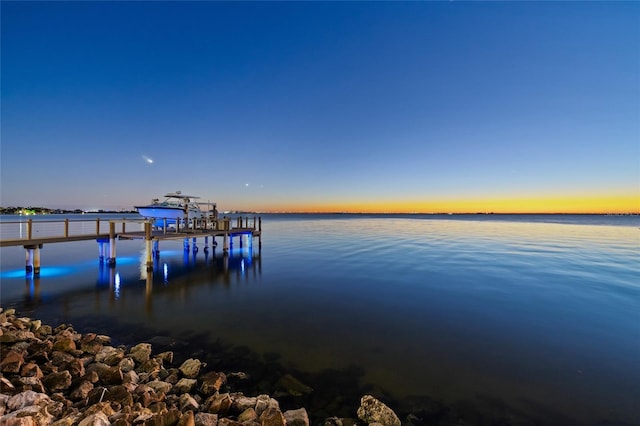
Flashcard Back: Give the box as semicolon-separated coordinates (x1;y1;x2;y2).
134;191;217;226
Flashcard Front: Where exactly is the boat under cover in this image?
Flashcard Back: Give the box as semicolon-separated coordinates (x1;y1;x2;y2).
135;192;217;224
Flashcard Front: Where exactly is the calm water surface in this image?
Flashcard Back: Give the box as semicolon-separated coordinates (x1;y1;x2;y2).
1;214;638;424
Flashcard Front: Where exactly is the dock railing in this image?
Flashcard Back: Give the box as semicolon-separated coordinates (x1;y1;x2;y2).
0;218;147;246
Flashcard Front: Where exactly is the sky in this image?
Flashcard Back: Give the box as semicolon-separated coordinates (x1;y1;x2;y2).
1;1;638;213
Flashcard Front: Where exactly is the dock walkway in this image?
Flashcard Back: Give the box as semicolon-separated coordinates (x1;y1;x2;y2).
0;216;261;275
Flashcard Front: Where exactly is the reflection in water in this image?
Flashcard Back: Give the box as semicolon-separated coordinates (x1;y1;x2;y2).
90;239;262;316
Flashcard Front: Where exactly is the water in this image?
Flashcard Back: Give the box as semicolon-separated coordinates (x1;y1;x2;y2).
1;214;639;425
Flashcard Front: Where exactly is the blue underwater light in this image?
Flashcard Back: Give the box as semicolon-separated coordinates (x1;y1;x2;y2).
1;266;76;279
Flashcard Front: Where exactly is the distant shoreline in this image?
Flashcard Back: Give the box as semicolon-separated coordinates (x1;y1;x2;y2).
254;211;640;216
1;208;638;216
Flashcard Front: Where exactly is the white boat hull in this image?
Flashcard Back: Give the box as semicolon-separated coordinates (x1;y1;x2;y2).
135;206;186;220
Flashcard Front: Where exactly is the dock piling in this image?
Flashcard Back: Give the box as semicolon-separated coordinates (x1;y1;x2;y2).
107;222;116;266
145;222;153;270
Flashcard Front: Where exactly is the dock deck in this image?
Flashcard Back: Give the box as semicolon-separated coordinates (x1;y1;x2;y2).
0;216;262;275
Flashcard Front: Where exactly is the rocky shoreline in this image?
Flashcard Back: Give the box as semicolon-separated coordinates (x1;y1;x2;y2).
0;308;405;426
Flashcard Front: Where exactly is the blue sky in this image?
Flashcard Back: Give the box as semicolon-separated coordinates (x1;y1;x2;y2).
2;1;638;212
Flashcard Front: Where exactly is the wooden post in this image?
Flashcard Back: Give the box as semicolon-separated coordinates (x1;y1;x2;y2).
27;219;33;240
145;222;153;270
64;219;69;238
223;233;229;253
153;240;160;258
97;238;108;263
107;222;116;266
96;218;100;235
25;246;34;274
33;246;41;276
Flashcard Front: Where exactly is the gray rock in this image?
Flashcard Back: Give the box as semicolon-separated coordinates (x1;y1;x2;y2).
118;357;135;373
231;395;256;413
174;378;197;394
94;346;120;364
42;371;72;392
7;391;52;411
147;379;173;396
129;343;152;363
178;359;202;379
194;412;218;426
284;408;310;426
356;395;400;426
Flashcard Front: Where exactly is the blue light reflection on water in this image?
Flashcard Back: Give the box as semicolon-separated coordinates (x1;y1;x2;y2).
0;214;639;424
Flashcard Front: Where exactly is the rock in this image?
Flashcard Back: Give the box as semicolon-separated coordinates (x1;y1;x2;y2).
38;325;53;337
254;394;270;416
50;351;75;367
148;407;181;426
231;395;256;413
118;357;136;373
99;365;124;385
0;330;35;343
123;369;140;386
179;394;199;412
51;418;76;426
284;408;310;426
194;412;217;426
178;359;202;379
147;379;173;396
42;371;72;392
61;358;85;379
79;333;103;355
0;312;326;426
178;410;195;426
78;412;110;426
20;363;44;379
69;381;94;401
95;346;122;365
6;391;52;411
259;407;286;426
199;371;225;396
1;351;25;373
357;395;400;426
1;376;17;394
205;393;232;415
52;336;76;353
129;343;152;364
0;415;37;426
173;378;197;394
216;420;242;426
157;351;174;365
100;385;134;406
16;376;46;393
238;407;257;422
2;404;54;426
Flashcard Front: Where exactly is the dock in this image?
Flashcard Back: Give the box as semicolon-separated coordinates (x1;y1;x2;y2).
0;216;261;276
